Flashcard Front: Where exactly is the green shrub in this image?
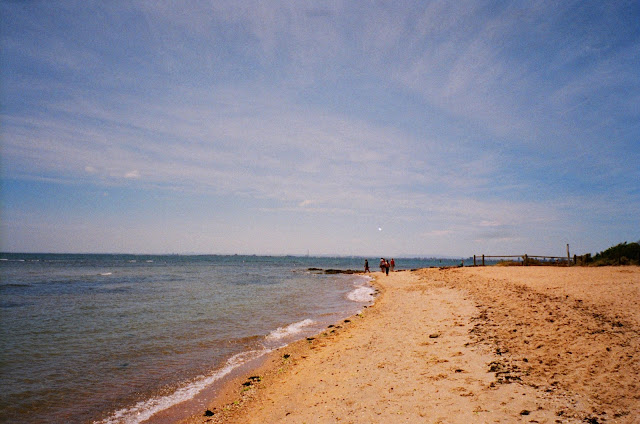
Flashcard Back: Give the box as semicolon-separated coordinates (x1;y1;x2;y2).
592;241;640;266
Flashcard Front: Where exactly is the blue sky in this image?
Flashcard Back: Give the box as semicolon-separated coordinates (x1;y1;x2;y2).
1;1;639;257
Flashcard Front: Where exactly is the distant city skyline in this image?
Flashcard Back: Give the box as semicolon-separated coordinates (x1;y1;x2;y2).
1;1;639;257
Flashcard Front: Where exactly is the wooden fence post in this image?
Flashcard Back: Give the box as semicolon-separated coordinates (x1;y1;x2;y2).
482;254;485;266
473;255;476;266
524;254;528;266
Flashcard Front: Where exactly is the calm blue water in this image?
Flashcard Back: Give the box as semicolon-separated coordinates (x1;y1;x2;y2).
0;254;457;423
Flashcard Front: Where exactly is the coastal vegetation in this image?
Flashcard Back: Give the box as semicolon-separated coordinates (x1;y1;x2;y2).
495;241;640;267
589;241;640;266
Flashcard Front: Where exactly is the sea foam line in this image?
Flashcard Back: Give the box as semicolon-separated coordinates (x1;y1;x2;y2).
266;318;315;341
347;286;375;303
346;275;375;303
95;349;269;424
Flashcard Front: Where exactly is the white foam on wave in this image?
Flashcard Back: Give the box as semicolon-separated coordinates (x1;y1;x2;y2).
346;275;375;303
266;319;315;341
95;349;269;424
99;272;113;276
347;285;375;302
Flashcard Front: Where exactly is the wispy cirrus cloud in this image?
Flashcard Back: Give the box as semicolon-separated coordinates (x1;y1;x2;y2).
2;92;452;207
1;1;638;255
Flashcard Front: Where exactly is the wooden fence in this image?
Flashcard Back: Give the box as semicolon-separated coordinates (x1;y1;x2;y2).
473;254;572;266
474;244;573;266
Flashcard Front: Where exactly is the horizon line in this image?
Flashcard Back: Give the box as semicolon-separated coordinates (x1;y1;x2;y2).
0;251;471;259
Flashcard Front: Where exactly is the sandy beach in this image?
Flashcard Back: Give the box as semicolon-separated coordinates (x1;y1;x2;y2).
180;266;639;424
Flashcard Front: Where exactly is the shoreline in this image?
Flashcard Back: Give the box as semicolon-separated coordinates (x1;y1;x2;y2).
171;275;384;424
135;273;378;424
177;266;639;424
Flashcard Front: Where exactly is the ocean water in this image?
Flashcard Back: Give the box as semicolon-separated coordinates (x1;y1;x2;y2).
0;254;456;423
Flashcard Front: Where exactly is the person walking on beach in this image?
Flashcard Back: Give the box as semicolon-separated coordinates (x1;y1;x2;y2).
390;258;395;272
385;259;390;276
364;259;370;273
380;258;386;273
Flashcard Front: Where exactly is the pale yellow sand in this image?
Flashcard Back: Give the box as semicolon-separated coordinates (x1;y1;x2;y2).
181;266;639;424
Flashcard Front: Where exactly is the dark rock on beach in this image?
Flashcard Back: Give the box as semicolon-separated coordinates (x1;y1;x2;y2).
307;268;361;274
324;269;361;274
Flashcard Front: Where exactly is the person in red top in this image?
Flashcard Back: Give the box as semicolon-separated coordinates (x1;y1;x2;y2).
390;258;395;272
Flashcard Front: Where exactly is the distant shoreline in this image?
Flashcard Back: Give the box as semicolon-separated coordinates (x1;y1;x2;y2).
0;252;471;261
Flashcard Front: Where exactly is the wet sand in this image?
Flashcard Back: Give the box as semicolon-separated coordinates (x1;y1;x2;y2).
180;266;639;424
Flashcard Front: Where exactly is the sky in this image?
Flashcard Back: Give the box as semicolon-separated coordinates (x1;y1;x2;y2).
1;1;639;257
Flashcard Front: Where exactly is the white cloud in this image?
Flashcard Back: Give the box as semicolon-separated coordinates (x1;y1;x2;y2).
4;85;469;210
2;1;638;255
479;220;502;228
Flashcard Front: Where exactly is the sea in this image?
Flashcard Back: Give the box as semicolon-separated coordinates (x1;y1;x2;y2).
0;254;460;424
